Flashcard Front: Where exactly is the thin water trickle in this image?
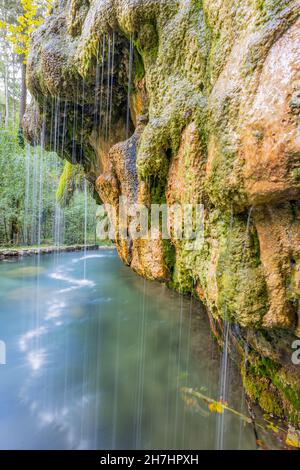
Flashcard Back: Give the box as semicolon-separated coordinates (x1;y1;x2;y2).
112;308;121;449
49;99;55;153
37;146;44;248
93;45;101;131
105;34;111;141
54;203;64;248
238;336;250;449
242;206;254;264
215;208;235;449
99;35;105;135
134;278;147;450
31;145;39;245
72;83;80;164
23;144;31;245
80;79;86;164
216;320;230;450
126;34;134;139
53;98;60;155
109;32;115;140
61;101;68;156
83;179;88;279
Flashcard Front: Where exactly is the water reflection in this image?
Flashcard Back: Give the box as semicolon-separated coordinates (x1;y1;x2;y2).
19;326;46;352
0;250;258;449
27;349;46;372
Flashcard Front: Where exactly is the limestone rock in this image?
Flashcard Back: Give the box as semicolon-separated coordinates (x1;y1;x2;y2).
24;0;300;426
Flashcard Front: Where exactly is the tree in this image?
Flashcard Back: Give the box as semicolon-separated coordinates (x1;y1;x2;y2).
0;1;19;127
0;1;21;128
0;128;97;246
0;0;52;133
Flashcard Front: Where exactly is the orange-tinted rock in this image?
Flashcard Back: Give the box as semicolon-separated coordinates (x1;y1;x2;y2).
131;238;169;281
254;204;299;332
241;19;300;207
166;123;205;207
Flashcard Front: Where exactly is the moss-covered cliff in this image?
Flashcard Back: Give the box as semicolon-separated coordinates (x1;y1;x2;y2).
24;0;300;427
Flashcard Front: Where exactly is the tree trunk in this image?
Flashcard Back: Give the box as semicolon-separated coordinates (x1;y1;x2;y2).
10;218;19;245
12;54;16;127
2;0;9;128
19;60;27;130
3;216;8;245
4;62;9;128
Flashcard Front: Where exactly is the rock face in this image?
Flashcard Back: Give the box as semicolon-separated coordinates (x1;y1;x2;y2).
25;0;300;426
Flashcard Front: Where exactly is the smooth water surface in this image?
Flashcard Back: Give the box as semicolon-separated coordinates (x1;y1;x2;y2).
0;250;257;449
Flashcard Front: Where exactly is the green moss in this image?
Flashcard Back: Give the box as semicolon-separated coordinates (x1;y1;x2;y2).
149;175;167;204
249;355;279;378
133;49;145;84
242;351;300;423
163;239;176;278
256;0;292;16
204;147;247;211
68;0;90;36
259;390;283;416
242;357;283;417
135;22;159;61
171;253;194;294
292;168;300;181
260;329;273;343
256;0;265;12
56;160;83;206
210;210;268;326
273;375;300;412
138;141;170;182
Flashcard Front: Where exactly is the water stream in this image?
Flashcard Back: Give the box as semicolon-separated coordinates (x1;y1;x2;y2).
0;250;258;450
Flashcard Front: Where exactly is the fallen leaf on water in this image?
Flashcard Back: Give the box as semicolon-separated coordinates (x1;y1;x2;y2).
267;423;279;433
208;401;224;414
256;439;264;447
286;428;300;448
184;397;196;408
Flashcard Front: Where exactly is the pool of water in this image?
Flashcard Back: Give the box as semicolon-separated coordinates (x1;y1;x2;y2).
0;250;257;449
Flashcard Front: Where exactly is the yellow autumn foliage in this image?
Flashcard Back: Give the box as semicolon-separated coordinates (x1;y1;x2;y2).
208;401;225;414
286;429;300;448
0;0;53;62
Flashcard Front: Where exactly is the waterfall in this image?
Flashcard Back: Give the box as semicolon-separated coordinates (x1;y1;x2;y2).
109;32;115;141
215;208;235;449
241;206;254;265
80;79;85;164
99;35;105;134
105;34;111;141
93;43;101;131
31;146;39;245
216;319;230;450
54;203;64;248
37;124;45;248
126;34;134;139
83;179;88;279
23;144;31;245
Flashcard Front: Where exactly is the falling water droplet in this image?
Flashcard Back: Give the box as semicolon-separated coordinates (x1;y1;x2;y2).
126;34;134;139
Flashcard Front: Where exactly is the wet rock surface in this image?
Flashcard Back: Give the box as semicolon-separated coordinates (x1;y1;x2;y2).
25;0;300;427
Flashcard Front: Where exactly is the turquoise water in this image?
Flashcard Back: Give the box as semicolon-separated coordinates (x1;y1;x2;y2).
0;250;257;449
